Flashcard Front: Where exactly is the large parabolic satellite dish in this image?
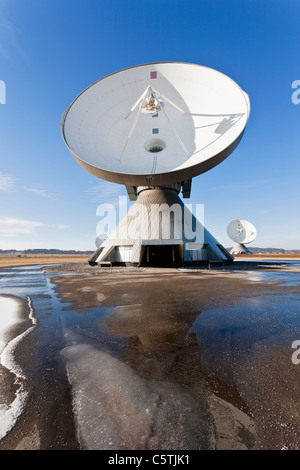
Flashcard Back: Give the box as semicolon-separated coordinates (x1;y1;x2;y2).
61;62;251;267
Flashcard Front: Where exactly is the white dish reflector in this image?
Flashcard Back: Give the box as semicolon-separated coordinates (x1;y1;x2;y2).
227;219;257;244
62;62;250;186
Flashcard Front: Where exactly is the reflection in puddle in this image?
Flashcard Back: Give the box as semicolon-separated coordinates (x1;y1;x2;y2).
239;270;300;286
60;287;300;449
222;260;300;286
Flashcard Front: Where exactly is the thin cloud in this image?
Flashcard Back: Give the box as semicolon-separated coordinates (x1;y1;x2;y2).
0;218;70;237
0;172;17;191
0;6;29;62
55;224;70;230
85;182;125;204
24;187;57;200
214;180;266;191
0;173;56;199
0;218;47;237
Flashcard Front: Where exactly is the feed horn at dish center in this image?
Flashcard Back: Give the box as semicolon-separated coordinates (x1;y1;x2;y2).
61;62;250;267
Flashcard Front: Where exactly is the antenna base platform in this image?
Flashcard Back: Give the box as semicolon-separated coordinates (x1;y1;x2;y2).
88;187;233;267
230;243;253;255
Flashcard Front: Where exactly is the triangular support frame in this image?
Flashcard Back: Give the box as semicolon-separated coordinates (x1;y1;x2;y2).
120;86;189;161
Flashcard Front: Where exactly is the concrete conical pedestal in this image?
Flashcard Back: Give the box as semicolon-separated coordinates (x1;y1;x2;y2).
89;186;233;267
230;243;253;255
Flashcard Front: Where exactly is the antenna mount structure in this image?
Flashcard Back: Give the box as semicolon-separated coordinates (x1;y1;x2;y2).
62;62;251;267
227;219;257;255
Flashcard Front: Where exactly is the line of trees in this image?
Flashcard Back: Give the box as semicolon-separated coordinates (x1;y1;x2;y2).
0;249;93;254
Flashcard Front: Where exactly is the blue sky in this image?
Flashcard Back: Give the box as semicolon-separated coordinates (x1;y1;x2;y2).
0;0;299;251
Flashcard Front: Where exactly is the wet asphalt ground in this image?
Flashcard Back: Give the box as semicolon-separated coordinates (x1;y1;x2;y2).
0;261;299;451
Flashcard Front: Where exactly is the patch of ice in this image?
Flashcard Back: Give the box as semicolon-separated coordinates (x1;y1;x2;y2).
0;296;38;440
62;341;212;450
0;297;22;355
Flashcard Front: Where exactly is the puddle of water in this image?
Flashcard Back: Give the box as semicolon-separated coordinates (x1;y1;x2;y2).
236;270;300;286
0;297;22;353
0;294;38;440
228;260;300;286
190;293;300;360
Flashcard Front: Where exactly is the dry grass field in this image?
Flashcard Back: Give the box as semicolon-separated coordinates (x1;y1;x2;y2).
0;254;90;268
0;252;299;269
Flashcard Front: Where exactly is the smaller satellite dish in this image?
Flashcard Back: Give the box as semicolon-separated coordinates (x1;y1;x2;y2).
227;219;256;255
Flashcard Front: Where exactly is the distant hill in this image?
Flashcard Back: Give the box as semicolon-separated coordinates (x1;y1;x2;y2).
226;247;300;254
1;247;299;255
0;249;93;255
